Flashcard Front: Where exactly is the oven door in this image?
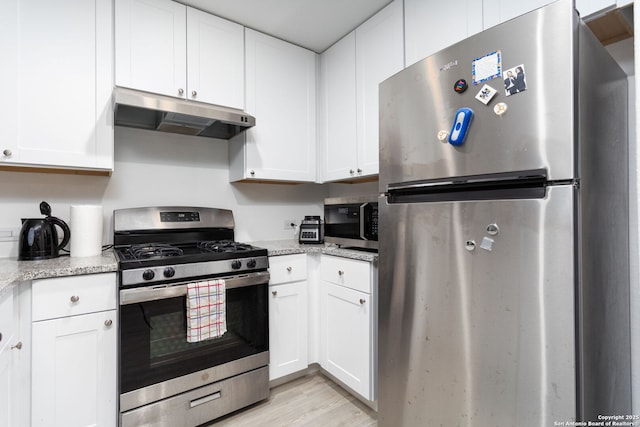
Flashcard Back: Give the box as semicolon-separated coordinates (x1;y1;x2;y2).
119;271;269;409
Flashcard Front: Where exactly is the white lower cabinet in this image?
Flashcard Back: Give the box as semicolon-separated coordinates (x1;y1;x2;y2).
268;254;309;381
31;273;117;427
0;284;25;427
268;253;377;402
319;254;376;401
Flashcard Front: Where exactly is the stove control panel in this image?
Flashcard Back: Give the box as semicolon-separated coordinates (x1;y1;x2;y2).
160;211;201;222
121;256;270;286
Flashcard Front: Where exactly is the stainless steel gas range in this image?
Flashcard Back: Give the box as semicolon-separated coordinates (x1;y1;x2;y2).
113;206;270;427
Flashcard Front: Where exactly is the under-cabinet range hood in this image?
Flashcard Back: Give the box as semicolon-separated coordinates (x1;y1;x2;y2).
113;87;255;139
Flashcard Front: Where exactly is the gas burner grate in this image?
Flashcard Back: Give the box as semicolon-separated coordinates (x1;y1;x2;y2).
127;243;184;260
197;240;253;253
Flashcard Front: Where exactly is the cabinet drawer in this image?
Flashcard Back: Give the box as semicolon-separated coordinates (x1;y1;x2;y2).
320;255;371;293
32;273;116;322
269;254;307;285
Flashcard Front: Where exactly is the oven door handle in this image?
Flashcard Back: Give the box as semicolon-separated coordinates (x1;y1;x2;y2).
119;271;270;305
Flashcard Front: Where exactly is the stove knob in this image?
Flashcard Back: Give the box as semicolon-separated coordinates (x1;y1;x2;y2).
247;259;257;269
163;267;176;278
142;269;155;281
231;260;242;270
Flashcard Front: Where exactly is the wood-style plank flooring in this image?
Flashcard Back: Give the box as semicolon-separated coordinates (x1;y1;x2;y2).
210;373;378;426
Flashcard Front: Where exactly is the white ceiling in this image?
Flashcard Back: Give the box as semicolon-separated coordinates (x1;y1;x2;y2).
178;0;394;53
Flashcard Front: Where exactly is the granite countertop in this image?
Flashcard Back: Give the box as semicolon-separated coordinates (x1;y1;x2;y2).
251;240;378;263
0;241;376;297
0;250;118;297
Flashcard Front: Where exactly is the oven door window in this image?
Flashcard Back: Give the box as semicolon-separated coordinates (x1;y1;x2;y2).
120;284;268;394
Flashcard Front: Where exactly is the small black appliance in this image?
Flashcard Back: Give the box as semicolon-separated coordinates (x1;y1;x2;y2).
298;215;324;244
19;201;71;260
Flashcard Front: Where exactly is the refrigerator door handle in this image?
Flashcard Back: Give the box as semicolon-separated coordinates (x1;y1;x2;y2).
387;169;548;192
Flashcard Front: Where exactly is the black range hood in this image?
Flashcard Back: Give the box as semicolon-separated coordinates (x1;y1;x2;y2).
113;87;255;139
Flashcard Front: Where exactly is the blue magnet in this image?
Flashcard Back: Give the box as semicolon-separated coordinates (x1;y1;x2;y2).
448;108;474;146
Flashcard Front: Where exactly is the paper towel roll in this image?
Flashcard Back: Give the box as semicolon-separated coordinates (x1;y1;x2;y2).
70;205;103;258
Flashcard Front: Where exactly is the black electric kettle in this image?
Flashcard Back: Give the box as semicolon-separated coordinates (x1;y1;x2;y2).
18;201;71;260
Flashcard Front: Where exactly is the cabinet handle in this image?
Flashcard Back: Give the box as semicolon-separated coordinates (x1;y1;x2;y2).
286;266;292;272
349;169;355;174
104;319;113;327
272;291;277;297
178;88;184;95
192;90;197;97
249;170;255;176
11;342;22;350
338;270;344;276
359;299;366;305
357;168;363;173
70;295;80;303
2;149;11;157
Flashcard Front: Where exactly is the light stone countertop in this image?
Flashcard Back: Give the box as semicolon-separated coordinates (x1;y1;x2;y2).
0;250;118;297
251;240;378;263
0;241;376;297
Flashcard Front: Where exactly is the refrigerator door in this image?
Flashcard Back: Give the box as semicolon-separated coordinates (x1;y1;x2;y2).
379;0;577;185
378;185;576;426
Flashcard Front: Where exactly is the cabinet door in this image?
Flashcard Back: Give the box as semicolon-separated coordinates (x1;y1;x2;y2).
0;0;113;171
269;281;309;380
320;32;358;182
355;0;404;178
32;310;117;427
186;8;244;109
483;0;555;29
405;0;483;67
0;347;17;427
576;0;616;18
483;0;615;30
0;287;19;427
242;29;317;182
115;0;186;98
321;282;372;400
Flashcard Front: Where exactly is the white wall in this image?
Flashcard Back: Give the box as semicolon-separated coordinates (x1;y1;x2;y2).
0;127;330;257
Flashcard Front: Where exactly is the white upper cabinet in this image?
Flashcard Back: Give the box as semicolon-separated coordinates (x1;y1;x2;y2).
355;0;404;180
115;0;244;109
576;0;617;18
483;0;617;29
115;0;186;98
229;29;317;183
186;8;244;109
405;0;483;67
320;32;358;182
0;0;113;171
320;0;403;182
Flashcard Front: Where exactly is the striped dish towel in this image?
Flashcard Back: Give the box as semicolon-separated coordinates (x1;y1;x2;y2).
186;279;227;343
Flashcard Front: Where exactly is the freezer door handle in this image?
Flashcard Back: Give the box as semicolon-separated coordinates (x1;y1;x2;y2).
386;169;549;203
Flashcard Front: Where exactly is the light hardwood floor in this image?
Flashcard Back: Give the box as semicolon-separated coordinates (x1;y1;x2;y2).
210;373;378;426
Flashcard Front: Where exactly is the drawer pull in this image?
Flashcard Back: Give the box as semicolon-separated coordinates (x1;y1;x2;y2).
359;299;366;305
190;391;221;408
70;295;80;303
272;291;277;297
286;266;292;272
104;319;113;327
11;342;22;350
338;270;344;276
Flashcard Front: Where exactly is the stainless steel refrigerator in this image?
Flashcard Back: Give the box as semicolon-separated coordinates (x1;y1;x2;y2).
378;0;631;425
